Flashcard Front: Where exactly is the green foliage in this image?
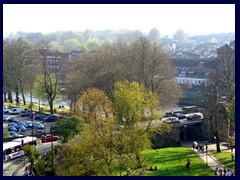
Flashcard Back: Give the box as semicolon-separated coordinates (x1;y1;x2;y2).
228;95;235;130
3;128;10;138
23;145;41;165
113;80;159;125
56;116;85;143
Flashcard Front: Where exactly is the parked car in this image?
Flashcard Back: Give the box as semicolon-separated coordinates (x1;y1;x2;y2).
35;114;47;121
16;125;27;132
187;114;202;121
41;134;59;142
8;117;19;123
25;121;33;128
174;113;186;119
8;126;17;132
33;122;44;129
3;108;11;113
162;117;180;123
42;115;58;122
9;108;25;115
9;131;20;137
20;110;31;117
17;122;28;128
3;115;10;121
8;122;18;128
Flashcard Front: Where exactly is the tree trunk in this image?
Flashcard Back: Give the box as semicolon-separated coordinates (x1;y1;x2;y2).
216;132;221;153
49;99;54;114
3;91;7;102
21;90;26;105
16;89;20;106
7;91;13;103
136;153;142;168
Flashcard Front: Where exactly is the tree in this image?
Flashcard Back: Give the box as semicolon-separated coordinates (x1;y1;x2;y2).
35;41;62;114
113;81;159;167
228;95;235;132
64;39;81;52
75;88;113;123
23;145;41;166
3;38;38;105
147;28;161;42
3;128;10;138
33;74;61;114
55;116;85;143
173;29;188;42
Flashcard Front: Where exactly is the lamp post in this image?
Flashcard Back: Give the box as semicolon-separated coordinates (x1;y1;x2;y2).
204;141;208;165
51;128;54;174
184;125;187;143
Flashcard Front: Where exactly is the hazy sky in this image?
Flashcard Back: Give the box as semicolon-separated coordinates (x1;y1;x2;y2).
3;4;235;37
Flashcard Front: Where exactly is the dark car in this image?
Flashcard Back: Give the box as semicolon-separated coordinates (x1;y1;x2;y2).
3;115;10;121
187;114;202;120
174;113;186;119
8;122;18;128
9;131;20;137
20;110;31;117
8;118;19;123
42;115;58;122
35;114;47;120
25;121;33;128
16;125;27;132
17;122;28;128
8;126;17;132
33;122;45;129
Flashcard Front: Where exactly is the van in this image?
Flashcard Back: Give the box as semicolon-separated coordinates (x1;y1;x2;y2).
9;108;25;115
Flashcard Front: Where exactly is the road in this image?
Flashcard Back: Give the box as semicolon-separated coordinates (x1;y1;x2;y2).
3;141;59;176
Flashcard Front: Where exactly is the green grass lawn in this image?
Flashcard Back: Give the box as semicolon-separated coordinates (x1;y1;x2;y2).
211;150;235;173
137;147;214;176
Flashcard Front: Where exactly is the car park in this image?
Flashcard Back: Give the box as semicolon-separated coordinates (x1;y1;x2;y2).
41;134;59;142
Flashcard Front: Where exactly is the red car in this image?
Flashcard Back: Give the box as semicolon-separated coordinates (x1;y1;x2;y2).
41;134;59;142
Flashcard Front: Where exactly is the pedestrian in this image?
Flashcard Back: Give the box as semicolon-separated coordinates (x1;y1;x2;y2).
223;167;227;175
214;166;218;176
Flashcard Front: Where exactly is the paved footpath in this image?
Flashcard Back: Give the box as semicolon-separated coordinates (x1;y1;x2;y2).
181;141;235;172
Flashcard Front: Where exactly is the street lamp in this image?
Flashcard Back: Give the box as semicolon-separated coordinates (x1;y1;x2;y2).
204;141;208;165
184;125;187;143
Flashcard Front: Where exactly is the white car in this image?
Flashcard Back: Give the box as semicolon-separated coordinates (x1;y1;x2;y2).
162;117;180;123
3;115;10;121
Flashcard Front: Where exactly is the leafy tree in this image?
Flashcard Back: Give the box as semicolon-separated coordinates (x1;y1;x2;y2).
33;74;61;114
173;29;188;42
75;88;112;123
113;81;159;167
48;41;63;51
3;128;10;138
228;95;235;131
147;28;161;42
64;38;81;52
23;145;41;166
55;116;85;143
